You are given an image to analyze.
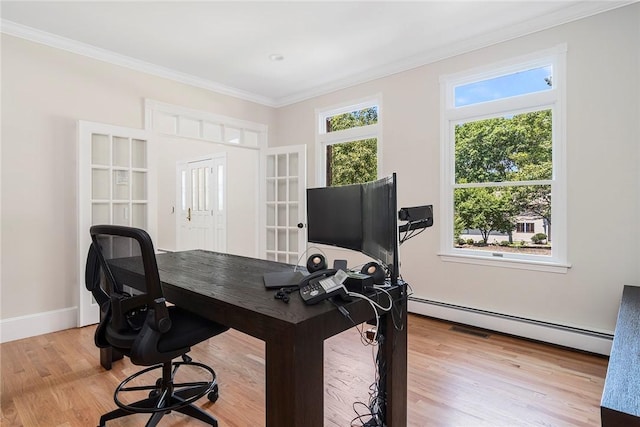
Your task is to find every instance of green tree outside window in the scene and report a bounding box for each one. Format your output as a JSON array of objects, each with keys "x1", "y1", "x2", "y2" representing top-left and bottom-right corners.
[
  {"x1": 326, "y1": 107, "x2": 378, "y2": 186},
  {"x1": 454, "y1": 109, "x2": 552, "y2": 245}
]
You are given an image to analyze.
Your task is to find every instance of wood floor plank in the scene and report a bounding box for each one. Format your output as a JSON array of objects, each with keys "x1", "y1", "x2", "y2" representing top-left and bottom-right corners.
[{"x1": 0, "y1": 314, "x2": 608, "y2": 426}]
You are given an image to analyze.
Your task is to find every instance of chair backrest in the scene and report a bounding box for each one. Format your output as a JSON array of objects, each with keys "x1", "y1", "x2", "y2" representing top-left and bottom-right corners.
[
  {"x1": 89, "y1": 225, "x2": 172, "y2": 363},
  {"x1": 85, "y1": 242, "x2": 108, "y2": 307},
  {"x1": 90, "y1": 224, "x2": 162, "y2": 299}
]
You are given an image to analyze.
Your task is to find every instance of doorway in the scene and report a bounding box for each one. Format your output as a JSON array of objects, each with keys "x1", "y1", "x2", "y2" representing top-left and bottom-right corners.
[{"x1": 176, "y1": 155, "x2": 227, "y2": 252}]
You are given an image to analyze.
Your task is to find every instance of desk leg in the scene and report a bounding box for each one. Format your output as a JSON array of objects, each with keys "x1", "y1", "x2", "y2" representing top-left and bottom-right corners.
[
  {"x1": 380, "y1": 297, "x2": 408, "y2": 426},
  {"x1": 100, "y1": 347, "x2": 123, "y2": 370},
  {"x1": 265, "y1": 329, "x2": 324, "y2": 427},
  {"x1": 97, "y1": 307, "x2": 123, "y2": 370}
]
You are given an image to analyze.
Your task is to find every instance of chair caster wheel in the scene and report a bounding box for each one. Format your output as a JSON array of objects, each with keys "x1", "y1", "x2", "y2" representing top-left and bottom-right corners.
[{"x1": 208, "y1": 384, "x2": 219, "y2": 403}]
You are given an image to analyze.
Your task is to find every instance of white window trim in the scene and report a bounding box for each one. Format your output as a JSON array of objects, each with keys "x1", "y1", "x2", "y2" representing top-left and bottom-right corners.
[
  {"x1": 315, "y1": 94, "x2": 382, "y2": 187},
  {"x1": 144, "y1": 99, "x2": 267, "y2": 150},
  {"x1": 439, "y1": 45, "x2": 569, "y2": 273}
]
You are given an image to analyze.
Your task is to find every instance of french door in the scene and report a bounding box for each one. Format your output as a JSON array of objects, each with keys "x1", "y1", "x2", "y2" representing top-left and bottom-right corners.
[
  {"x1": 262, "y1": 145, "x2": 307, "y2": 264},
  {"x1": 77, "y1": 121, "x2": 156, "y2": 327}
]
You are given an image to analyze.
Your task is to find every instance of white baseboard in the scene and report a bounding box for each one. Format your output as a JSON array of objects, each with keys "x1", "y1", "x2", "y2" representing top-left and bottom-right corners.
[
  {"x1": 0, "y1": 307, "x2": 78, "y2": 344},
  {"x1": 408, "y1": 297, "x2": 613, "y2": 356}
]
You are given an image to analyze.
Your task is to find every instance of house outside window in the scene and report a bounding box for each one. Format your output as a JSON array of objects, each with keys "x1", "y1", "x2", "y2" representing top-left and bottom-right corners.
[
  {"x1": 316, "y1": 96, "x2": 381, "y2": 186},
  {"x1": 440, "y1": 46, "x2": 568, "y2": 272}
]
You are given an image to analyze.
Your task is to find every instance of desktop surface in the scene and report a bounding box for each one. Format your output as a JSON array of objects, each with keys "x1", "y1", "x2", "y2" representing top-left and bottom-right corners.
[
  {"x1": 112, "y1": 249, "x2": 398, "y2": 339},
  {"x1": 157, "y1": 250, "x2": 368, "y2": 325}
]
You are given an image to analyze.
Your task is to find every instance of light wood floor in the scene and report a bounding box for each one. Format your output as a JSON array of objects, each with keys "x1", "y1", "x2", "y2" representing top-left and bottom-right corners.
[{"x1": 0, "y1": 314, "x2": 608, "y2": 426}]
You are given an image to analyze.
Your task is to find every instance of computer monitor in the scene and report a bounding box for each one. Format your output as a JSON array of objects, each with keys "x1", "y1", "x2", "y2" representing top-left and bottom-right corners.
[
  {"x1": 362, "y1": 173, "x2": 399, "y2": 286},
  {"x1": 306, "y1": 183, "x2": 363, "y2": 252},
  {"x1": 306, "y1": 174, "x2": 399, "y2": 286}
]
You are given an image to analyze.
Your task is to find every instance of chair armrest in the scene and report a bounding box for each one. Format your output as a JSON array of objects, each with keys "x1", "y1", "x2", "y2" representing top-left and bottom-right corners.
[{"x1": 149, "y1": 297, "x2": 171, "y2": 333}]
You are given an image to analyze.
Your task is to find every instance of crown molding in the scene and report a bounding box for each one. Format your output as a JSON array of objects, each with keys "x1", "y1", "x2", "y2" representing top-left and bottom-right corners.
[
  {"x1": 2, "y1": 1, "x2": 635, "y2": 109},
  {"x1": 0, "y1": 19, "x2": 278, "y2": 107},
  {"x1": 272, "y1": 1, "x2": 636, "y2": 107}
]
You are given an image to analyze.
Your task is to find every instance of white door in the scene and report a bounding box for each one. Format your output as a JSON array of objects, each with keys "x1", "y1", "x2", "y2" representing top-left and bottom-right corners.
[
  {"x1": 262, "y1": 145, "x2": 307, "y2": 264},
  {"x1": 176, "y1": 155, "x2": 227, "y2": 252},
  {"x1": 77, "y1": 121, "x2": 156, "y2": 327}
]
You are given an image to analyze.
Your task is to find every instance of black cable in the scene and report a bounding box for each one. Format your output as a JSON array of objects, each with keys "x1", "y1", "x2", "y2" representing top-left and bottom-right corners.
[
  {"x1": 383, "y1": 277, "x2": 410, "y2": 332},
  {"x1": 330, "y1": 299, "x2": 356, "y2": 325},
  {"x1": 399, "y1": 222, "x2": 428, "y2": 244},
  {"x1": 367, "y1": 280, "x2": 409, "y2": 426},
  {"x1": 335, "y1": 280, "x2": 409, "y2": 426}
]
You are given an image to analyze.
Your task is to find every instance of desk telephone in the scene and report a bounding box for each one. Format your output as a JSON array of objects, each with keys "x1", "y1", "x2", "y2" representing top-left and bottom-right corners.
[{"x1": 299, "y1": 269, "x2": 348, "y2": 305}]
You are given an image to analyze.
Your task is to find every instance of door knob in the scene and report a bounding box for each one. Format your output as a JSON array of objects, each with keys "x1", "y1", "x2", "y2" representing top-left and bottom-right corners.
[
  {"x1": 187, "y1": 208, "x2": 192, "y2": 221},
  {"x1": 297, "y1": 223, "x2": 304, "y2": 228}
]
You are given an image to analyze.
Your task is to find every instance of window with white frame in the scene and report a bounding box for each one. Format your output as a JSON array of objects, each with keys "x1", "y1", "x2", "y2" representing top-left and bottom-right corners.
[
  {"x1": 316, "y1": 97, "x2": 381, "y2": 186},
  {"x1": 145, "y1": 99, "x2": 265, "y2": 148},
  {"x1": 440, "y1": 45, "x2": 568, "y2": 272}
]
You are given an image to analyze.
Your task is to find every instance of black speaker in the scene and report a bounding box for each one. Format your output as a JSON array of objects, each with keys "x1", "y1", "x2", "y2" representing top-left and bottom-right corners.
[
  {"x1": 306, "y1": 254, "x2": 327, "y2": 273},
  {"x1": 361, "y1": 262, "x2": 385, "y2": 285}
]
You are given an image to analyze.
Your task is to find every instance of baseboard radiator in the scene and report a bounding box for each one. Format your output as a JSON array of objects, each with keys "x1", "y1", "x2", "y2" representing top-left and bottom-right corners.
[{"x1": 408, "y1": 296, "x2": 613, "y2": 356}]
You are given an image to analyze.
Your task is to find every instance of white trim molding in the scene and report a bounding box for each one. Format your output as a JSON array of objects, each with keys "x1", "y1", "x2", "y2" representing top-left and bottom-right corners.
[
  {"x1": 0, "y1": 307, "x2": 78, "y2": 344},
  {"x1": 439, "y1": 252, "x2": 570, "y2": 274},
  {"x1": 0, "y1": 19, "x2": 275, "y2": 107}
]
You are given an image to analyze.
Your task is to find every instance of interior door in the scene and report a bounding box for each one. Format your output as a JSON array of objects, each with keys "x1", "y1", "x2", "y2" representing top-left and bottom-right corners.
[
  {"x1": 176, "y1": 155, "x2": 227, "y2": 252},
  {"x1": 262, "y1": 145, "x2": 307, "y2": 264},
  {"x1": 78, "y1": 121, "x2": 156, "y2": 327}
]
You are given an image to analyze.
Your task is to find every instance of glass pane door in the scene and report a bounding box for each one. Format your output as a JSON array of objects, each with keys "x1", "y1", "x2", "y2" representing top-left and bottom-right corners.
[
  {"x1": 263, "y1": 146, "x2": 306, "y2": 264},
  {"x1": 78, "y1": 121, "x2": 153, "y2": 327}
]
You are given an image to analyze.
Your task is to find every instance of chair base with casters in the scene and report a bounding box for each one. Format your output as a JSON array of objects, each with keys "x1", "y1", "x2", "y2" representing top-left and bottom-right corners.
[{"x1": 99, "y1": 354, "x2": 219, "y2": 427}]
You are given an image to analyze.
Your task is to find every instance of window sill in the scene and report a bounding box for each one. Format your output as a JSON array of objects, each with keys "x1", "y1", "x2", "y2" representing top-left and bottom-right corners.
[{"x1": 438, "y1": 252, "x2": 571, "y2": 274}]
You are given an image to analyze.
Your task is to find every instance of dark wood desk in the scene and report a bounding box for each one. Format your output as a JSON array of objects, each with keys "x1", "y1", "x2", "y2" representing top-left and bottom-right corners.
[
  {"x1": 601, "y1": 285, "x2": 640, "y2": 426},
  {"x1": 113, "y1": 249, "x2": 407, "y2": 427}
]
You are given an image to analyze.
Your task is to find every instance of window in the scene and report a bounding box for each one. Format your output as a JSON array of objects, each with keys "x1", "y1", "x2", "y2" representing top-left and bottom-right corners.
[
  {"x1": 516, "y1": 223, "x2": 535, "y2": 233},
  {"x1": 145, "y1": 99, "x2": 266, "y2": 148},
  {"x1": 440, "y1": 46, "x2": 568, "y2": 272},
  {"x1": 316, "y1": 97, "x2": 381, "y2": 186}
]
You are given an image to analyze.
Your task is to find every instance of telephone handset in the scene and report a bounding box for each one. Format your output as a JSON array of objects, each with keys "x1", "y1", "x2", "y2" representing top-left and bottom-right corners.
[
  {"x1": 298, "y1": 268, "x2": 337, "y2": 289},
  {"x1": 299, "y1": 269, "x2": 348, "y2": 305}
]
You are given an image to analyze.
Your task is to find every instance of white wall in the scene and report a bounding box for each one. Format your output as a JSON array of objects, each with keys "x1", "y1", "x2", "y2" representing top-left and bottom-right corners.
[
  {"x1": 275, "y1": 4, "x2": 640, "y2": 339},
  {"x1": 1, "y1": 4, "x2": 638, "y2": 348},
  {"x1": 0, "y1": 34, "x2": 275, "y2": 326}
]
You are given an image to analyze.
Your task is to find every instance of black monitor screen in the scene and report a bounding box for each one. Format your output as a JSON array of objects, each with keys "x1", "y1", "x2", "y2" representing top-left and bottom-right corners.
[
  {"x1": 306, "y1": 174, "x2": 399, "y2": 286},
  {"x1": 306, "y1": 183, "x2": 363, "y2": 252},
  {"x1": 362, "y1": 174, "x2": 399, "y2": 285}
]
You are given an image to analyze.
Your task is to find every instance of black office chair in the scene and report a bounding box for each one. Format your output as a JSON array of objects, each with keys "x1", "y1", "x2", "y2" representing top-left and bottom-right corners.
[{"x1": 87, "y1": 225, "x2": 229, "y2": 427}]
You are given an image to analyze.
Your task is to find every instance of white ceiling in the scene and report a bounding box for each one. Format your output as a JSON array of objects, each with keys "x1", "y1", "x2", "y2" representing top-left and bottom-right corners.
[{"x1": 0, "y1": 1, "x2": 633, "y2": 107}]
